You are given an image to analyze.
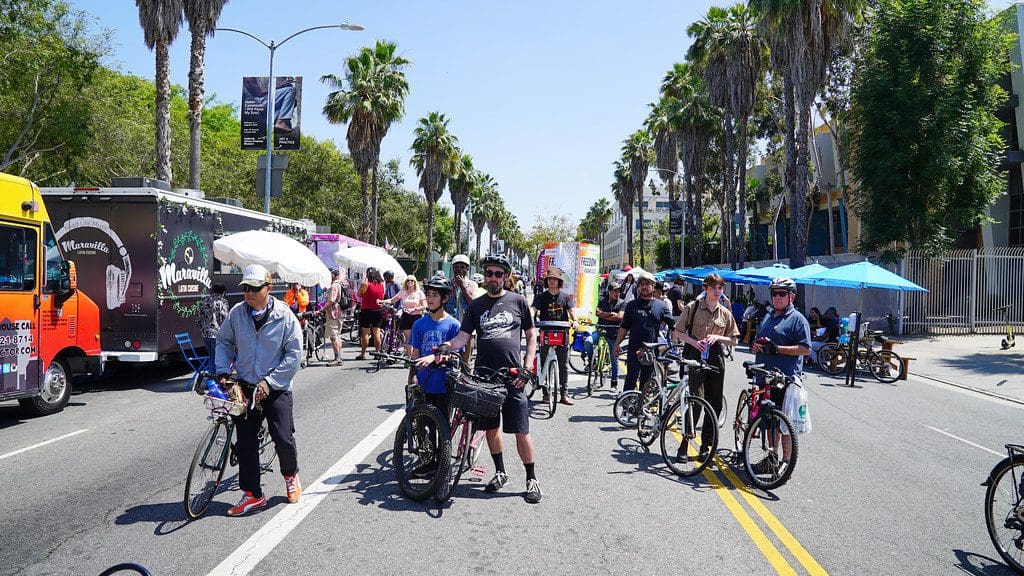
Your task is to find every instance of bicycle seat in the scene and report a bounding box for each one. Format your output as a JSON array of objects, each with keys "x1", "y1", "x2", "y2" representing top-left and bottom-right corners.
[
  {"x1": 869, "y1": 330, "x2": 885, "y2": 337},
  {"x1": 535, "y1": 320, "x2": 571, "y2": 330}
]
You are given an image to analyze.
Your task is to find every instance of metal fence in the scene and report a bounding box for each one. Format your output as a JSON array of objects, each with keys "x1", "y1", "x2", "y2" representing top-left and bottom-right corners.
[{"x1": 903, "y1": 247, "x2": 1024, "y2": 335}]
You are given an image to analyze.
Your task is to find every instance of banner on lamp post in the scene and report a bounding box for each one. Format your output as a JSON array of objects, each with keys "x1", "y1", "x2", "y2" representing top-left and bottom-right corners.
[{"x1": 241, "y1": 76, "x2": 303, "y2": 151}]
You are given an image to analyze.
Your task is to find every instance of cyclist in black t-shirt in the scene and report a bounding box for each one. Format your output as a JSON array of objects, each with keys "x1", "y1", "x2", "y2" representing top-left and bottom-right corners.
[
  {"x1": 591, "y1": 281, "x2": 625, "y2": 389},
  {"x1": 532, "y1": 266, "x2": 577, "y2": 405},
  {"x1": 440, "y1": 253, "x2": 542, "y2": 504}
]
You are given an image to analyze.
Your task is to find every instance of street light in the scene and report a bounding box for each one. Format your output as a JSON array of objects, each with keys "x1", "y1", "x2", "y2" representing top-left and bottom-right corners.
[{"x1": 216, "y1": 23, "x2": 365, "y2": 214}]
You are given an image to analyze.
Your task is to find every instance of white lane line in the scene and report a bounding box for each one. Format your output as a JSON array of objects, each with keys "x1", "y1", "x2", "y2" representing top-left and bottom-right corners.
[
  {"x1": 0, "y1": 429, "x2": 89, "y2": 462},
  {"x1": 207, "y1": 409, "x2": 405, "y2": 576},
  {"x1": 924, "y1": 425, "x2": 1002, "y2": 457}
]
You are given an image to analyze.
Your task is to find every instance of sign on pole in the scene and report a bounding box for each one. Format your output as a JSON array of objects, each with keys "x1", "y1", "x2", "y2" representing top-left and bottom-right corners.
[{"x1": 241, "y1": 76, "x2": 302, "y2": 151}]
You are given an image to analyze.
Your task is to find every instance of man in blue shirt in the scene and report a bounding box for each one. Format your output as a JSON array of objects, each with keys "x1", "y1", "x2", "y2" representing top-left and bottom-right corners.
[
  {"x1": 751, "y1": 276, "x2": 811, "y2": 473},
  {"x1": 613, "y1": 271, "x2": 674, "y2": 392}
]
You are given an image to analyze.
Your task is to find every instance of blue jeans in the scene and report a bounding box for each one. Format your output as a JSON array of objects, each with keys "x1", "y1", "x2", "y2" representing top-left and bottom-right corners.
[
  {"x1": 203, "y1": 337, "x2": 216, "y2": 373},
  {"x1": 583, "y1": 332, "x2": 619, "y2": 384},
  {"x1": 623, "y1": 347, "x2": 653, "y2": 392}
]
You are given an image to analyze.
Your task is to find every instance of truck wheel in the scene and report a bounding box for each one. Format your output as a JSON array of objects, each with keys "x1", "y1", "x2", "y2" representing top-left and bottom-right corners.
[{"x1": 19, "y1": 358, "x2": 72, "y2": 417}]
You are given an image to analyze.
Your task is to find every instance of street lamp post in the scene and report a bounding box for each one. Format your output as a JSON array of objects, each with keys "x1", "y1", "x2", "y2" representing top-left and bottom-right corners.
[{"x1": 216, "y1": 23, "x2": 364, "y2": 214}]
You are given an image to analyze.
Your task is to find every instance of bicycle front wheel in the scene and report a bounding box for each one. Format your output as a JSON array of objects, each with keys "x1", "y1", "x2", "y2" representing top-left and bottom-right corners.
[
  {"x1": 313, "y1": 324, "x2": 327, "y2": 362},
  {"x1": 660, "y1": 396, "x2": 718, "y2": 477},
  {"x1": 742, "y1": 407, "x2": 798, "y2": 490},
  {"x1": 613, "y1": 390, "x2": 642, "y2": 427},
  {"x1": 733, "y1": 389, "x2": 750, "y2": 452},
  {"x1": 818, "y1": 343, "x2": 848, "y2": 375},
  {"x1": 436, "y1": 419, "x2": 472, "y2": 503},
  {"x1": 568, "y1": 348, "x2": 588, "y2": 374},
  {"x1": 258, "y1": 421, "x2": 278, "y2": 473},
  {"x1": 545, "y1": 358, "x2": 558, "y2": 417},
  {"x1": 393, "y1": 404, "x2": 451, "y2": 501},
  {"x1": 184, "y1": 419, "x2": 232, "y2": 519},
  {"x1": 984, "y1": 456, "x2": 1024, "y2": 573},
  {"x1": 869, "y1": 350, "x2": 903, "y2": 383}
]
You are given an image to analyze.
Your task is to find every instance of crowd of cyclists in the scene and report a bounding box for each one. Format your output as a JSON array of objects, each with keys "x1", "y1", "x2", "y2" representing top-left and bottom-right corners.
[{"x1": 196, "y1": 250, "x2": 816, "y2": 515}]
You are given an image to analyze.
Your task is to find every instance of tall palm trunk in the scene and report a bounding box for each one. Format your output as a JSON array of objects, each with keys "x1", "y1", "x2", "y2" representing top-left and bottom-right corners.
[
  {"x1": 736, "y1": 116, "x2": 750, "y2": 268},
  {"x1": 371, "y1": 164, "x2": 379, "y2": 245},
  {"x1": 723, "y1": 113, "x2": 736, "y2": 266},
  {"x1": 637, "y1": 190, "x2": 645, "y2": 267},
  {"x1": 186, "y1": 28, "x2": 205, "y2": 189},
  {"x1": 625, "y1": 212, "x2": 634, "y2": 265},
  {"x1": 784, "y1": 74, "x2": 798, "y2": 265},
  {"x1": 792, "y1": 102, "x2": 812, "y2": 269},
  {"x1": 692, "y1": 176, "x2": 704, "y2": 266},
  {"x1": 425, "y1": 200, "x2": 437, "y2": 273},
  {"x1": 155, "y1": 41, "x2": 172, "y2": 183},
  {"x1": 359, "y1": 171, "x2": 372, "y2": 241}
]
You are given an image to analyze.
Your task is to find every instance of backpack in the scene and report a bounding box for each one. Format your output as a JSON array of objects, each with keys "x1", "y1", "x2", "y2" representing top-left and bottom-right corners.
[{"x1": 335, "y1": 281, "x2": 353, "y2": 311}]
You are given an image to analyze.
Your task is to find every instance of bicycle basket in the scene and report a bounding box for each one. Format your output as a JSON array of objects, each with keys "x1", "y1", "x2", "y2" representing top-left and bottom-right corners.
[
  {"x1": 203, "y1": 394, "x2": 247, "y2": 416},
  {"x1": 540, "y1": 330, "x2": 567, "y2": 347},
  {"x1": 448, "y1": 374, "x2": 507, "y2": 419}
]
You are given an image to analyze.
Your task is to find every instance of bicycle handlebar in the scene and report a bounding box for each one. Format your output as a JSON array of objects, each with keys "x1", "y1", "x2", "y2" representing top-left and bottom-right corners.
[{"x1": 742, "y1": 362, "x2": 788, "y2": 388}]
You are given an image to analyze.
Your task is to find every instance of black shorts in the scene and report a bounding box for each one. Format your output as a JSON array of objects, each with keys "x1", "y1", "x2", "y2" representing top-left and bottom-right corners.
[
  {"x1": 476, "y1": 380, "x2": 529, "y2": 435},
  {"x1": 358, "y1": 308, "x2": 383, "y2": 328},
  {"x1": 399, "y1": 312, "x2": 422, "y2": 331}
]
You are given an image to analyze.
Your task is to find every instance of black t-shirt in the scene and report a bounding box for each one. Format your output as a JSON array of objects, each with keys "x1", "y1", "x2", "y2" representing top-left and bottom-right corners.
[
  {"x1": 619, "y1": 297, "x2": 673, "y2": 349},
  {"x1": 460, "y1": 291, "x2": 534, "y2": 370},
  {"x1": 596, "y1": 296, "x2": 624, "y2": 339},
  {"x1": 666, "y1": 285, "x2": 685, "y2": 316},
  {"x1": 532, "y1": 290, "x2": 573, "y2": 322}
]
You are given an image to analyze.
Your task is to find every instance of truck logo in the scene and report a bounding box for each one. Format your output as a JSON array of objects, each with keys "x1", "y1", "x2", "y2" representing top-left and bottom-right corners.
[
  {"x1": 54, "y1": 217, "x2": 132, "y2": 310},
  {"x1": 158, "y1": 230, "x2": 210, "y2": 318}
]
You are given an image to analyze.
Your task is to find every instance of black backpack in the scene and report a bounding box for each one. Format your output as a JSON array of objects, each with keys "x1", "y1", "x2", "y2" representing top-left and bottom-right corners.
[{"x1": 335, "y1": 281, "x2": 353, "y2": 311}]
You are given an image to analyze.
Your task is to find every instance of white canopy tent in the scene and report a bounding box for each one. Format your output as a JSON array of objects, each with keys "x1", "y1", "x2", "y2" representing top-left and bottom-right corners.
[{"x1": 213, "y1": 230, "x2": 331, "y2": 287}]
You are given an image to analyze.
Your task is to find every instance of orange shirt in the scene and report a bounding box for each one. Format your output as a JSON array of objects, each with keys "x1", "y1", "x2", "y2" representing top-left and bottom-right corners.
[{"x1": 284, "y1": 287, "x2": 309, "y2": 313}]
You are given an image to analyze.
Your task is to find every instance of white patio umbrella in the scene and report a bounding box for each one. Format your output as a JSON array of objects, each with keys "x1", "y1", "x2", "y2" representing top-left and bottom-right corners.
[
  {"x1": 333, "y1": 245, "x2": 407, "y2": 280},
  {"x1": 213, "y1": 230, "x2": 331, "y2": 287}
]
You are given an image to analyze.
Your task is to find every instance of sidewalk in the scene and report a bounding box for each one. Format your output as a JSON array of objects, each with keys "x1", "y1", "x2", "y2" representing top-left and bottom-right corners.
[{"x1": 889, "y1": 334, "x2": 1024, "y2": 403}]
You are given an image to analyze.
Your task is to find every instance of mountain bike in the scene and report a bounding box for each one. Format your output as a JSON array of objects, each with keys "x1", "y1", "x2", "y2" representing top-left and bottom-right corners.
[
  {"x1": 734, "y1": 362, "x2": 799, "y2": 490},
  {"x1": 370, "y1": 308, "x2": 406, "y2": 372},
  {"x1": 527, "y1": 320, "x2": 571, "y2": 416},
  {"x1": 344, "y1": 306, "x2": 360, "y2": 344},
  {"x1": 183, "y1": 374, "x2": 276, "y2": 519},
  {"x1": 996, "y1": 304, "x2": 1017, "y2": 350},
  {"x1": 817, "y1": 329, "x2": 904, "y2": 383},
  {"x1": 983, "y1": 443, "x2": 1024, "y2": 573},
  {"x1": 298, "y1": 311, "x2": 326, "y2": 363},
  {"x1": 586, "y1": 329, "x2": 611, "y2": 396}
]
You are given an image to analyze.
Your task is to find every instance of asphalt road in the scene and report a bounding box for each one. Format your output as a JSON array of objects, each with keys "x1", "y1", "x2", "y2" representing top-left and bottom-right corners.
[{"x1": 1, "y1": 347, "x2": 1021, "y2": 576}]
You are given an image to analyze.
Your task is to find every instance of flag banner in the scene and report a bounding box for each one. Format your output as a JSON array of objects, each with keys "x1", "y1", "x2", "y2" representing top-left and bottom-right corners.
[{"x1": 241, "y1": 76, "x2": 302, "y2": 151}]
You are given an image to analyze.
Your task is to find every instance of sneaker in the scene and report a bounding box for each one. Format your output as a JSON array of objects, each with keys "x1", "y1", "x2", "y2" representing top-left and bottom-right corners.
[
  {"x1": 559, "y1": 393, "x2": 574, "y2": 406},
  {"x1": 227, "y1": 491, "x2": 266, "y2": 517},
  {"x1": 610, "y1": 381, "x2": 618, "y2": 391},
  {"x1": 485, "y1": 471, "x2": 509, "y2": 493},
  {"x1": 524, "y1": 479, "x2": 542, "y2": 503},
  {"x1": 750, "y1": 454, "x2": 780, "y2": 476},
  {"x1": 284, "y1": 474, "x2": 302, "y2": 504},
  {"x1": 675, "y1": 449, "x2": 689, "y2": 463}
]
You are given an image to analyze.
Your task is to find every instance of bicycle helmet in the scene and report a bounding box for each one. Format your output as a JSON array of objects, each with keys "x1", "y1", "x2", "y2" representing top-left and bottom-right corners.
[
  {"x1": 471, "y1": 273, "x2": 484, "y2": 284},
  {"x1": 479, "y1": 252, "x2": 512, "y2": 273},
  {"x1": 769, "y1": 276, "x2": 797, "y2": 293},
  {"x1": 423, "y1": 275, "x2": 453, "y2": 296}
]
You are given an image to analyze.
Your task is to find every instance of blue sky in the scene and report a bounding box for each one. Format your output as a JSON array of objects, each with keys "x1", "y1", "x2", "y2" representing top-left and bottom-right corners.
[{"x1": 70, "y1": 0, "x2": 1017, "y2": 233}]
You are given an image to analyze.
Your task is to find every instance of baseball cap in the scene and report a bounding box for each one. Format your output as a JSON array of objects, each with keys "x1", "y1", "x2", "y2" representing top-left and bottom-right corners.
[
  {"x1": 239, "y1": 264, "x2": 272, "y2": 287},
  {"x1": 609, "y1": 282, "x2": 622, "y2": 291}
]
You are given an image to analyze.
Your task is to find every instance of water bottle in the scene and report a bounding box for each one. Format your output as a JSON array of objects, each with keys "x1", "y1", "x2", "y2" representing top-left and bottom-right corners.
[
  {"x1": 700, "y1": 340, "x2": 710, "y2": 361},
  {"x1": 205, "y1": 376, "x2": 228, "y2": 400}
]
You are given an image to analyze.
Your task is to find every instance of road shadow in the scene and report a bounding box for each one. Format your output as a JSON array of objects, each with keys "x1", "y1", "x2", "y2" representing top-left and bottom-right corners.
[
  {"x1": 608, "y1": 437, "x2": 715, "y2": 492},
  {"x1": 568, "y1": 414, "x2": 616, "y2": 424},
  {"x1": 376, "y1": 403, "x2": 405, "y2": 413},
  {"x1": 952, "y1": 549, "x2": 1019, "y2": 575},
  {"x1": 933, "y1": 353, "x2": 1024, "y2": 381},
  {"x1": 323, "y1": 450, "x2": 445, "y2": 516}
]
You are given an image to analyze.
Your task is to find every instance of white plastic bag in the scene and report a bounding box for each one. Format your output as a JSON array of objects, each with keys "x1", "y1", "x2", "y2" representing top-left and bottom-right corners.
[{"x1": 783, "y1": 377, "x2": 811, "y2": 434}]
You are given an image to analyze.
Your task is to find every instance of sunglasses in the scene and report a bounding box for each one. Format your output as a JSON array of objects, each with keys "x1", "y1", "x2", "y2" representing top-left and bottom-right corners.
[
  {"x1": 483, "y1": 270, "x2": 506, "y2": 278},
  {"x1": 242, "y1": 284, "x2": 268, "y2": 293},
  {"x1": 771, "y1": 290, "x2": 791, "y2": 298}
]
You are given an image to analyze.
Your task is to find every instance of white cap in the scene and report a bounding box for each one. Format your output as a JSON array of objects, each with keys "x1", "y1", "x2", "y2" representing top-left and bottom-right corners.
[
  {"x1": 239, "y1": 264, "x2": 272, "y2": 287},
  {"x1": 452, "y1": 254, "x2": 470, "y2": 266}
]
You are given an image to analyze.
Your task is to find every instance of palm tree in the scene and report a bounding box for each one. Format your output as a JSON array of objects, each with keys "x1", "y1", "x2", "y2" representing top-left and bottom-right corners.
[
  {"x1": 750, "y1": 0, "x2": 864, "y2": 268},
  {"x1": 322, "y1": 40, "x2": 411, "y2": 243},
  {"x1": 410, "y1": 111, "x2": 459, "y2": 273},
  {"x1": 447, "y1": 152, "x2": 475, "y2": 254},
  {"x1": 647, "y1": 98, "x2": 680, "y2": 267},
  {"x1": 136, "y1": 0, "x2": 184, "y2": 184},
  {"x1": 183, "y1": 0, "x2": 228, "y2": 190},
  {"x1": 622, "y1": 130, "x2": 654, "y2": 267},
  {"x1": 469, "y1": 174, "x2": 497, "y2": 259},
  {"x1": 486, "y1": 200, "x2": 508, "y2": 254},
  {"x1": 612, "y1": 160, "x2": 635, "y2": 265}
]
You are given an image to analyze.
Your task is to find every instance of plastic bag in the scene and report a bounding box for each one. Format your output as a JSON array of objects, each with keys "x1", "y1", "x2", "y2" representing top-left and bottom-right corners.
[{"x1": 783, "y1": 378, "x2": 811, "y2": 434}]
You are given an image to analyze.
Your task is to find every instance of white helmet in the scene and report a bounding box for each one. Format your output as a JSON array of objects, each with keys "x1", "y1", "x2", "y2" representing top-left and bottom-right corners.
[
  {"x1": 471, "y1": 273, "x2": 484, "y2": 283},
  {"x1": 452, "y1": 254, "x2": 471, "y2": 267}
]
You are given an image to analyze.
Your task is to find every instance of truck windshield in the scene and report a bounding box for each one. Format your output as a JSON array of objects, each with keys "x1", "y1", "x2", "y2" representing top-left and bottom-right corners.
[{"x1": 0, "y1": 223, "x2": 37, "y2": 291}]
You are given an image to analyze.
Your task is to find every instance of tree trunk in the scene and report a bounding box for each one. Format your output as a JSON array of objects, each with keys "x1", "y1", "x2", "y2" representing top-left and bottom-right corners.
[
  {"x1": 723, "y1": 113, "x2": 736, "y2": 267},
  {"x1": 784, "y1": 73, "x2": 798, "y2": 266},
  {"x1": 474, "y1": 227, "x2": 482, "y2": 260},
  {"x1": 187, "y1": 27, "x2": 205, "y2": 190},
  {"x1": 668, "y1": 177, "x2": 677, "y2": 268},
  {"x1": 371, "y1": 164, "x2": 379, "y2": 246},
  {"x1": 691, "y1": 175, "x2": 704, "y2": 267},
  {"x1": 359, "y1": 171, "x2": 371, "y2": 242},
  {"x1": 425, "y1": 199, "x2": 435, "y2": 275},
  {"x1": 155, "y1": 40, "x2": 172, "y2": 184},
  {"x1": 453, "y1": 206, "x2": 463, "y2": 255},
  {"x1": 625, "y1": 212, "x2": 634, "y2": 266},
  {"x1": 736, "y1": 116, "x2": 750, "y2": 269},
  {"x1": 792, "y1": 103, "x2": 811, "y2": 270},
  {"x1": 637, "y1": 188, "x2": 645, "y2": 267}
]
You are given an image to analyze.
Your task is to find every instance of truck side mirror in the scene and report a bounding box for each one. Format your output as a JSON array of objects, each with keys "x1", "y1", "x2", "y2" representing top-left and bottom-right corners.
[{"x1": 60, "y1": 260, "x2": 74, "y2": 294}]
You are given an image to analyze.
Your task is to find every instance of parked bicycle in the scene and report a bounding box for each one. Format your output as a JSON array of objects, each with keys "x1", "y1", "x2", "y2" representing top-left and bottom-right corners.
[
  {"x1": 983, "y1": 443, "x2": 1024, "y2": 573},
  {"x1": 183, "y1": 373, "x2": 276, "y2": 519},
  {"x1": 817, "y1": 329, "x2": 904, "y2": 383},
  {"x1": 393, "y1": 354, "x2": 533, "y2": 503},
  {"x1": 567, "y1": 324, "x2": 591, "y2": 374},
  {"x1": 996, "y1": 304, "x2": 1017, "y2": 350},
  {"x1": 298, "y1": 310, "x2": 327, "y2": 363},
  {"x1": 528, "y1": 320, "x2": 571, "y2": 416},
  {"x1": 734, "y1": 362, "x2": 799, "y2": 490}
]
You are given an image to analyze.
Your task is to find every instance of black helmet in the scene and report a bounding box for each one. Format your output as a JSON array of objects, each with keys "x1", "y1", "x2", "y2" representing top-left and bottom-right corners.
[
  {"x1": 479, "y1": 253, "x2": 512, "y2": 273},
  {"x1": 423, "y1": 275, "x2": 453, "y2": 295}
]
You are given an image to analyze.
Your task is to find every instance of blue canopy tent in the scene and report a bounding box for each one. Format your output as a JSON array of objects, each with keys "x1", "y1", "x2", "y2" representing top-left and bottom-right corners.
[
  {"x1": 787, "y1": 262, "x2": 829, "y2": 281},
  {"x1": 679, "y1": 265, "x2": 724, "y2": 285},
  {"x1": 722, "y1": 266, "x2": 772, "y2": 285},
  {"x1": 800, "y1": 261, "x2": 926, "y2": 292}
]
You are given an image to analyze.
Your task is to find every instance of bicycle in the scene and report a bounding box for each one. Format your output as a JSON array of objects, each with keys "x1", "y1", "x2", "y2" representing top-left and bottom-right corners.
[
  {"x1": 528, "y1": 320, "x2": 571, "y2": 416},
  {"x1": 983, "y1": 443, "x2": 1024, "y2": 573},
  {"x1": 585, "y1": 327, "x2": 612, "y2": 396},
  {"x1": 733, "y1": 362, "x2": 800, "y2": 490},
  {"x1": 393, "y1": 354, "x2": 532, "y2": 503},
  {"x1": 371, "y1": 308, "x2": 407, "y2": 372},
  {"x1": 183, "y1": 373, "x2": 276, "y2": 519},
  {"x1": 344, "y1": 306, "x2": 361, "y2": 344},
  {"x1": 298, "y1": 310, "x2": 327, "y2": 363},
  {"x1": 996, "y1": 304, "x2": 1017, "y2": 350},
  {"x1": 99, "y1": 564, "x2": 150, "y2": 576},
  {"x1": 646, "y1": 342, "x2": 729, "y2": 429},
  {"x1": 817, "y1": 329, "x2": 904, "y2": 383},
  {"x1": 567, "y1": 325, "x2": 591, "y2": 374}
]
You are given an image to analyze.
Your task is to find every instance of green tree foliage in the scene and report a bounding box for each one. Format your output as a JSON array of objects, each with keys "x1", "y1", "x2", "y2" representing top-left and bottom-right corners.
[
  {"x1": 524, "y1": 214, "x2": 576, "y2": 260},
  {"x1": 850, "y1": 0, "x2": 1012, "y2": 260},
  {"x1": 0, "y1": 0, "x2": 107, "y2": 177}
]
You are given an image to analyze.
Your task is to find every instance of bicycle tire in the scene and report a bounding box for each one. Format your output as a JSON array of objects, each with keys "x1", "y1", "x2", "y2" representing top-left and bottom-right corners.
[
  {"x1": 660, "y1": 396, "x2": 719, "y2": 477},
  {"x1": 436, "y1": 418, "x2": 472, "y2": 503},
  {"x1": 346, "y1": 316, "x2": 360, "y2": 344},
  {"x1": 184, "y1": 419, "x2": 231, "y2": 519},
  {"x1": 984, "y1": 455, "x2": 1024, "y2": 574},
  {"x1": 393, "y1": 403, "x2": 451, "y2": 501},
  {"x1": 568, "y1": 348, "x2": 588, "y2": 374},
  {"x1": 613, "y1": 390, "x2": 642, "y2": 427},
  {"x1": 99, "y1": 563, "x2": 152, "y2": 576},
  {"x1": 818, "y1": 343, "x2": 848, "y2": 375},
  {"x1": 742, "y1": 407, "x2": 798, "y2": 490},
  {"x1": 733, "y1": 389, "x2": 750, "y2": 452},
  {"x1": 717, "y1": 393, "x2": 728, "y2": 429},
  {"x1": 545, "y1": 358, "x2": 558, "y2": 417},
  {"x1": 637, "y1": 378, "x2": 663, "y2": 447},
  {"x1": 868, "y1": 349, "x2": 902, "y2": 383},
  {"x1": 313, "y1": 324, "x2": 327, "y2": 362},
  {"x1": 258, "y1": 421, "x2": 277, "y2": 473}
]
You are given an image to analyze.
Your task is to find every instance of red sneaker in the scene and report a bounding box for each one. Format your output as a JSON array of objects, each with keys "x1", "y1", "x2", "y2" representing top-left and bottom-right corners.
[
  {"x1": 285, "y1": 474, "x2": 302, "y2": 503},
  {"x1": 227, "y1": 491, "x2": 266, "y2": 517}
]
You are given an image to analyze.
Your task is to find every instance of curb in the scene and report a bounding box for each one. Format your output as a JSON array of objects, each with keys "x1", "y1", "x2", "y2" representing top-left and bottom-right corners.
[{"x1": 909, "y1": 371, "x2": 1024, "y2": 406}]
